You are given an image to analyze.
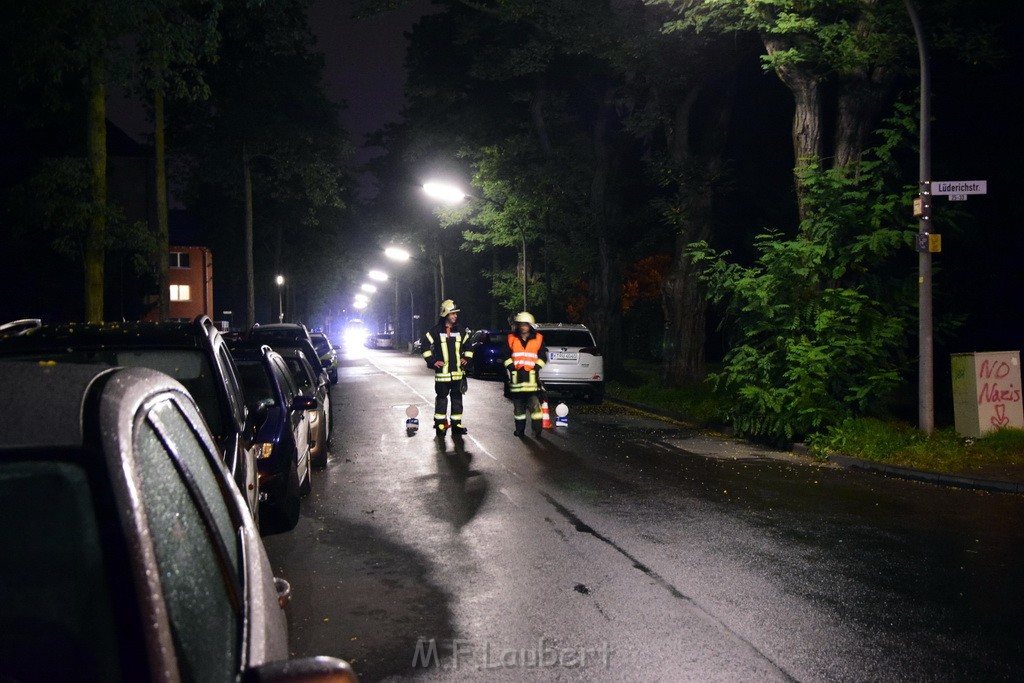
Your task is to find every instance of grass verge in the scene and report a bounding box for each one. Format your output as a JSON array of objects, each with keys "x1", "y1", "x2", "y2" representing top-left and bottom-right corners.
[{"x1": 608, "y1": 360, "x2": 1024, "y2": 479}]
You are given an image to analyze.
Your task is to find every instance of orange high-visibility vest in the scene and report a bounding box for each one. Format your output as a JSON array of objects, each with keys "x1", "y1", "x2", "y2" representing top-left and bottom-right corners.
[{"x1": 507, "y1": 334, "x2": 543, "y2": 371}]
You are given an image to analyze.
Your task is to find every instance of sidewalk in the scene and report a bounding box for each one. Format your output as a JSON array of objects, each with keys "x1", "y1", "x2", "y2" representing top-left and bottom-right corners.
[{"x1": 606, "y1": 397, "x2": 1024, "y2": 495}]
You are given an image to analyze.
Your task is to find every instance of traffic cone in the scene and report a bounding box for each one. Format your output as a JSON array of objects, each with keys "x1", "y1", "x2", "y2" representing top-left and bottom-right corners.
[{"x1": 541, "y1": 401, "x2": 553, "y2": 429}]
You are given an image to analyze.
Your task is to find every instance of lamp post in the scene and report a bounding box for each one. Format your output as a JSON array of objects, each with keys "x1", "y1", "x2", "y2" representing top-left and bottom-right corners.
[
  {"x1": 423, "y1": 181, "x2": 526, "y2": 309},
  {"x1": 906, "y1": 0, "x2": 933, "y2": 435},
  {"x1": 385, "y1": 246, "x2": 429, "y2": 336},
  {"x1": 275, "y1": 275, "x2": 285, "y2": 323}
]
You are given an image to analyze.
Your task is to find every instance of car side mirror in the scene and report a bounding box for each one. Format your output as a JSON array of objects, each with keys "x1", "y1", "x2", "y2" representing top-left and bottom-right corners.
[
  {"x1": 290, "y1": 395, "x2": 317, "y2": 412},
  {"x1": 243, "y1": 655, "x2": 358, "y2": 683},
  {"x1": 245, "y1": 402, "x2": 270, "y2": 440}
]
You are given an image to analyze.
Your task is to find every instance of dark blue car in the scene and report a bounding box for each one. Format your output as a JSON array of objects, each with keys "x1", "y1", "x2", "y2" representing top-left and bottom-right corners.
[
  {"x1": 229, "y1": 343, "x2": 316, "y2": 534},
  {"x1": 466, "y1": 329, "x2": 508, "y2": 378}
]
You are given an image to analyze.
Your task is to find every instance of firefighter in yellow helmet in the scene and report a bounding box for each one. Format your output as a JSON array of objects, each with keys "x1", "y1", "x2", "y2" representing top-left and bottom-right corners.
[
  {"x1": 419, "y1": 299, "x2": 473, "y2": 436},
  {"x1": 503, "y1": 311, "x2": 549, "y2": 437}
]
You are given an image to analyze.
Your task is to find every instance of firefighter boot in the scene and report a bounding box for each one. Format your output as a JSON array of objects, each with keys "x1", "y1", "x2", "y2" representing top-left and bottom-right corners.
[
  {"x1": 531, "y1": 419, "x2": 543, "y2": 437},
  {"x1": 452, "y1": 422, "x2": 468, "y2": 436},
  {"x1": 513, "y1": 419, "x2": 526, "y2": 437},
  {"x1": 434, "y1": 419, "x2": 447, "y2": 437}
]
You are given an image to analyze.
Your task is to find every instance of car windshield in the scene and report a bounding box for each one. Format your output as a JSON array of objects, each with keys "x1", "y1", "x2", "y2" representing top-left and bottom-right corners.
[
  {"x1": 0, "y1": 458, "x2": 121, "y2": 681},
  {"x1": 1, "y1": 348, "x2": 224, "y2": 436},
  {"x1": 539, "y1": 330, "x2": 594, "y2": 348},
  {"x1": 234, "y1": 360, "x2": 277, "y2": 411},
  {"x1": 249, "y1": 328, "x2": 306, "y2": 342},
  {"x1": 312, "y1": 337, "x2": 332, "y2": 355}
]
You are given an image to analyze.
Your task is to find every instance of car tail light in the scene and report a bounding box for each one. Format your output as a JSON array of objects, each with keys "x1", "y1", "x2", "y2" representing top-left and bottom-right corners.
[
  {"x1": 579, "y1": 347, "x2": 601, "y2": 356},
  {"x1": 257, "y1": 442, "x2": 274, "y2": 459}
]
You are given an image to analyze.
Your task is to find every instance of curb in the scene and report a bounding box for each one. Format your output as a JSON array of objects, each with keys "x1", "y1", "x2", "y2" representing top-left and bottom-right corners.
[
  {"x1": 607, "y1": 396, "x2": 1024, "y2": 495},
  {"x1": 827, "y1": 455, "x2": 1024, "y2": 494}
]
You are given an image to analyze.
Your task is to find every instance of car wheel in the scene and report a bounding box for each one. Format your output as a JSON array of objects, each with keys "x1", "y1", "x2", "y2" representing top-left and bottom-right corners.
[
  {"x1": 329, "y1": 368, "x2": 338, "y2": 384},
  {"x1": 587, "y1": 383, "x2": 605, "y2": 405}
]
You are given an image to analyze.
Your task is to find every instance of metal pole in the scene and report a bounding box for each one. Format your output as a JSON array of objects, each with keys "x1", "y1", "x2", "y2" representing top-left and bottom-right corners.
[
  {"x1": 409, "y1": 288, "x2": 415, "y2": 344},
  {"x1": 519, "y1": 226, "x2": 528, "y2": 311},
  {"x1": 394, "y1": 273, "x2": 400, "y2": 337},
  {"x1": 438, "y1": 253, "x2": 446, "y2": 301},
  {"x1": 906, "y1": 0, "x2": 933, "y2": 434},
  {"x1": 277, "y1": 285, "x2": 284, "y2": 323}
]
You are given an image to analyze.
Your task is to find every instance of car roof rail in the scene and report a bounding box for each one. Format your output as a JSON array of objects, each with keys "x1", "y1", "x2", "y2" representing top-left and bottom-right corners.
[
  {"x1": 194, "y1": 314, "x2": 217, "y2": 335},
  {"x1": 0, "y1": 318, "x2": 43, "y2": 336}
]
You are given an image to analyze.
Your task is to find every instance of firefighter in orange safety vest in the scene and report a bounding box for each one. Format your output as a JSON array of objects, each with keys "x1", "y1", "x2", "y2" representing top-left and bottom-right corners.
[
  {"x1": 420, "y1": 299, "x2": 473, "y2": 436},
  {"x1": 503, "y1": 311, "x2": 549, "y2": 437}
]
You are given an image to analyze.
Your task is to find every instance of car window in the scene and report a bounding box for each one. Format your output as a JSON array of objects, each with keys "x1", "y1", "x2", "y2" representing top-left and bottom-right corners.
[
  {"x1": 113, "y1": 349, "x2": 224, "y2": 437},
  {"x1": 0, "y1": 459, "x2": 121, "y2": 682},
  {"x1": 271, "y1": 356, "x2": 298, "y2": 404},
  {"x1": 312, "y1": 338, "x2": 331, "y2": 355},
  {"x1": 283, "y1": 356, "x2": 314, "y2": 391},
  {"x1": 136, "y1": 405, "x2": 241, "y2": 683},
  {"x1": 235, "y1": 360, "x2": 277, "y2": 411},
  {"x1": 216, "y1": 345, "x2": 245, "y2": 426},
  {"x1": 538, "y1": 330, "x2": 594, "y2": 348}
]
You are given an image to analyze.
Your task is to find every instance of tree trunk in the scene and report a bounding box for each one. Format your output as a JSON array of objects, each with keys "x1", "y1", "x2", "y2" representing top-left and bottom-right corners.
[
  {"x1": 834, "y1": 65, "x2": 893, "y2": 171},
  {"x1": 660, "y1": 79, "x2": 734, "y2": 385},
  {"x1": 762, "y1": 33, "x2": 822, "y2": 220},
  {"x1": 85, "y1": 55, "x2": 107, "y2": 322},
  {"x1": 154, "y1": 91, "x2": 170, "y2": 321},
  {"x1": 586, "y1": 87, "x2": 624, "y2": 377},
  {"x1": 243, "y1": 146, "x2": 255, "y2": 329}
]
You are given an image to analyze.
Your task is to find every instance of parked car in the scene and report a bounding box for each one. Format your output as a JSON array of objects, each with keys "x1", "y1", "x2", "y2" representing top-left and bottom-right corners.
[
  {"x1": 535, "y1": 323, "x2": 605, "y2": 404},
  {"x1": 0, "y1": 316, "x2": 262, "y2": 526},
  {"x1": 466, "y1": 329, "x2": 509, "y2": 378},
  {"x1": 230, "y1": 343, "x2": 316, "y2": 533},
  {"x1": 365, "y1": 332, "x2": 395, "y2": 349},
  {"x1": 248, "y1": 322, "x2": 314, "y2": 346},
  {"x1": 0, "y1": 361, "x2": 357, "y2": 682},
  {"x1": 311, "y1": 331, "x2": 339, "y2": 384},
  {"x1": 278, "y1": 347, "x2": 332, "y2": 468}
]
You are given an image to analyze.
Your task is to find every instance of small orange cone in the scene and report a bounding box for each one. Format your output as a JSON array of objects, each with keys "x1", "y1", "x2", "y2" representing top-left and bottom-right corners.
[{"x1": 541, "y1": 401, "x2": 553, "y2": 429}]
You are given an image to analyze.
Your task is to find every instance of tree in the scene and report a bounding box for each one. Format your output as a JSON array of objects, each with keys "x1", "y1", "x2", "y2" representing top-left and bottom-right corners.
[
  {"x1": 173, "y1": 0, "x2": 349, "y2": 328},
  {"x1": 690, "y1": 113, "x2": 919, "y2": 443},
  {"x1": 131, "y1": 0, "x2": 223, "y2": 320}
]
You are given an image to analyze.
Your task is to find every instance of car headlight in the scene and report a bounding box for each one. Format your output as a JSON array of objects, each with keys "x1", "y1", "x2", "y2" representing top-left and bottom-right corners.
[{"x1": 256, "y1": 442, "x2": 274, "y2": 459}]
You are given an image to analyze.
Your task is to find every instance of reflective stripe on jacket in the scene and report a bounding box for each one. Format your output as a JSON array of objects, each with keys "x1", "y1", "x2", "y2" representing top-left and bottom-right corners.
[
  {"x1": 421, "y1": 323, "x2": 473, "y2": 381},
  {"x1": 504, "y1": 332, "x2": 546, "y2": 393}
]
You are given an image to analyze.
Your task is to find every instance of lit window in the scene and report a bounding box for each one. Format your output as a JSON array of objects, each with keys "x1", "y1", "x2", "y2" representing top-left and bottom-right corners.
[
  {"x1": 170, "y1": 252, "x2": 191, "y2": 269},
  {"x1": 170, "y1": 285, "x2": 191, "y2": 302}
]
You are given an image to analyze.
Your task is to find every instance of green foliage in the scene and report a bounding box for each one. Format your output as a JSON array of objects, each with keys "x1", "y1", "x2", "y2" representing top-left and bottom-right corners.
[
  {"x1": 690, "y1": 113, "x2": 918, "y2": 444},
  {"x1": 5, "y1": 157, "x2": 157, "y2": 273},
  {"x1": 809, "y1": 419, "x2": 1024, "y2": 475}
]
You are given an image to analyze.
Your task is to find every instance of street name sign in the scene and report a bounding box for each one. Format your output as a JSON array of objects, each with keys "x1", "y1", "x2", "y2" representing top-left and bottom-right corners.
[{"x1": 932, "y1": 180, "x2": 987, "y2": 198}]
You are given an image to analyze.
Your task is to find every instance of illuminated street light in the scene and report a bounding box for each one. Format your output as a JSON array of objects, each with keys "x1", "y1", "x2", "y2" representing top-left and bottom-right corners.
[
  {"x1": 360, "y1": 283, "x2": 377, "y2": 293},
  {"x1": 422, "y1": 181, "x2": 466, "y2": 204},
  {"x1": 353, "y1": 300, "x2": 368, "y2": 310},
  {"x1": 384, "y1": 246, "x2": 411, "y2": 262},
  {"x1": 354, "y1": 293, "x2": 369, "y2": 303},
  {"x1": 424, "y1": 179, "x2": 527, "y2": 309},
  {"x1": 368, "y1": 270, "x2": 389, "y2": 282},
  {"x1": 275, "y1": 275, "x2": 285, "y2": 323}
]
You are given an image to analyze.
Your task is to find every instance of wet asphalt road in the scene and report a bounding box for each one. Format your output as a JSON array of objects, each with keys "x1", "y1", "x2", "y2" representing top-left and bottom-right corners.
[{"x1": 262, "y1": 344, "x2": 1024, "y2": 682}]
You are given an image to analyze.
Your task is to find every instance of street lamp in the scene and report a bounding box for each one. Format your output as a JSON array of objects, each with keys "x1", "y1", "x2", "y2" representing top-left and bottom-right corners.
[
  {"x1": 385, "y1": 246, "x2": 418, "y2": 343},
  {"x1": 275, "y1": 275, "x2": 285, "y2": 323},
  {"x1": 423, "y1": 180, "x2": 527, "y2": 310},
  {"x1": 360, "y1": 283, "x2": 377, "y2": 293},
  {"x1": 368, "y1": 269, "x2": 389, "y2": 282}
]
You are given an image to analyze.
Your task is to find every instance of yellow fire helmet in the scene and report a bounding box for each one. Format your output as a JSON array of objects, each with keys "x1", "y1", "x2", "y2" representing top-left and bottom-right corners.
[
  {"x1": 512, "y1": 311, "x2": 535, "y2": 325},
  {"x1": 439, "y1": 299, "x2": 460, "y2": 316}
]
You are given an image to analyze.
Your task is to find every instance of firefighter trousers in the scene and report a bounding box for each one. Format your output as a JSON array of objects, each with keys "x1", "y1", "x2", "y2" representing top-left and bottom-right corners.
[{"x1": 434, "y1": 380, "x2": 464, "y2": 429}]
